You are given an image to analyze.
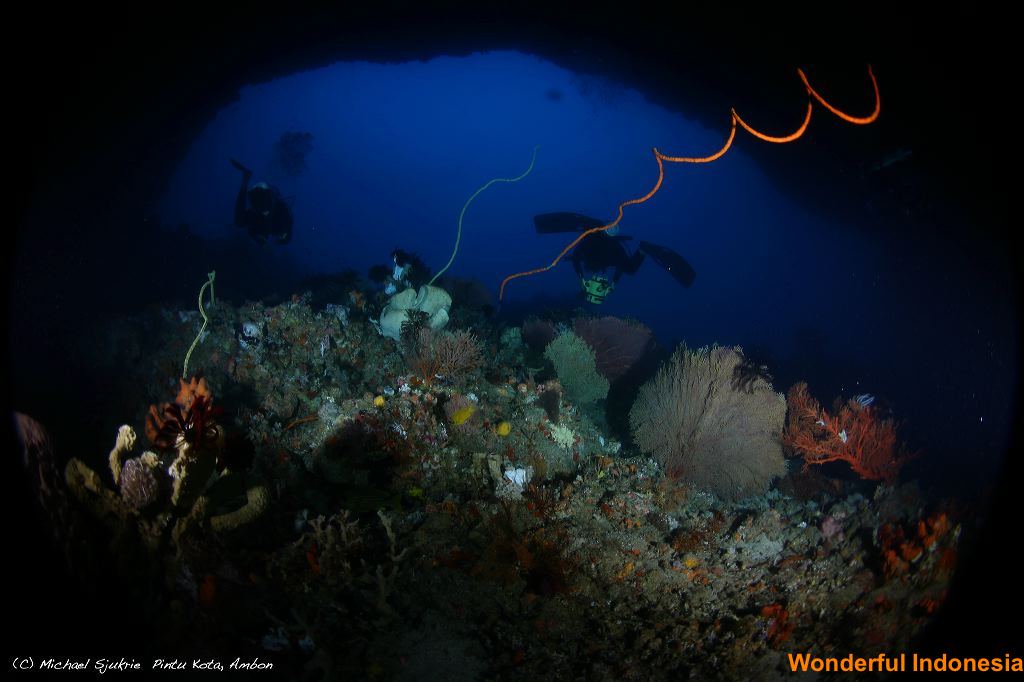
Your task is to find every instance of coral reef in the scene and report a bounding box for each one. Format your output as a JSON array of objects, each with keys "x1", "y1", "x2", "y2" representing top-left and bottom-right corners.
[
  {"x1": 630, "y1": 344, "x2": 786, "y2": 501},
  {"x1": 404, "y1": 327, "x2": 483, "y2": 386},
  {"x1": 38, "y1": 286, "x2": 959, "y2": 680}
]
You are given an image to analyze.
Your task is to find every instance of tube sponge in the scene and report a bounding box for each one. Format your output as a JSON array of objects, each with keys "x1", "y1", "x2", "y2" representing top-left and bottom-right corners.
[
  {"x1": 210, "y1": 484, "x2": 269, "y2": 533},
  {"x1": 108, "y1": 425, "x2": 137, "y2": 486}
]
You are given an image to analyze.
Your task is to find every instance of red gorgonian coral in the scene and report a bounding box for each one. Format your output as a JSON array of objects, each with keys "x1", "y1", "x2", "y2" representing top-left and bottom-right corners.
[
  {"x1": 783, "y1": 382, "x2": 917, "y2": 482},
  {"x1": 572, "y1": 316, "x2": 653, "y2": 382},
  {"x1": 405, "y1": 328, "x2": 483, "y2": 385}
]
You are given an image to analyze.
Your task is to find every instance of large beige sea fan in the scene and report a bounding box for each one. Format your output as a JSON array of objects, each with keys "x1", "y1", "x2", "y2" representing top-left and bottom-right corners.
[{"x1": 629, "y1": 345, "x2": 786, "y2": 501}]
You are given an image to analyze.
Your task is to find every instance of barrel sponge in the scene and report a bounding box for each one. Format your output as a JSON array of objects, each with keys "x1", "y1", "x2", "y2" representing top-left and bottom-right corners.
[{"x1": 379, "y1": 285, "x2": 452, "y2": 340}]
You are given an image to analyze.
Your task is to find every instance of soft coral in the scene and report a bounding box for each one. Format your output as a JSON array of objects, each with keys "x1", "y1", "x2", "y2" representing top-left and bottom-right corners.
[
  {"x1": 783, "y1": 382, "x2": 917, "y2": 481},
  {"x1": 145, "y1": 377, "x2": 222, "y2": 450}
]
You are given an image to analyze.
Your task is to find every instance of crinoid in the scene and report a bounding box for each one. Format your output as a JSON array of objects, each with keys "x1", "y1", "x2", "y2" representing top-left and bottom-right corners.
[
  {"x1": 731, "y1": 353, "x2": 774, "y2": 393},
  {"x1": 146, "y1": 378, "x2": 223, "y2": 451},
  {"x1": 399, "y1": 309, "x2": 431, "y2": 354},
  {"x1": 151, "y1": 395, "x2": 222, "y2": 451}
]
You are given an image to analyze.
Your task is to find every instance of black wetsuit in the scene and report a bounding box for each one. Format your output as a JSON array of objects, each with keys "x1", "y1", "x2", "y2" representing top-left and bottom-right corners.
[
  {"x1": 570, "y1": 231, "x2": 645, "y2": 282},
  {"x1": 234, "y1": 173, "x2": 293, "y2": 245}
]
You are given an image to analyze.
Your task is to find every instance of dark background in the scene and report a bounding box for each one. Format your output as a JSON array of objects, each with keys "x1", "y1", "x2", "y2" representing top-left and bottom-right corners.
[{"x1": 4, "y1": 1, "x2": 1020, "y2": 666}]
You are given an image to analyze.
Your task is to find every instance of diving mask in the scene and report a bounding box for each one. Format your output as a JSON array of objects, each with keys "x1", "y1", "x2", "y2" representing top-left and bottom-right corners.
[{"x1": 582, "y1": 276, "x2": 614, "y2": 304}]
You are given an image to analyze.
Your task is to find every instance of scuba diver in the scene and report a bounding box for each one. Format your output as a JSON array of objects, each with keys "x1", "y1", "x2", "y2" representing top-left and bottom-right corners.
[
  {"x1": 383, "y1": 248, "x2": 415, "y2": 295},
  {"x1": 534, "y1": 212, "x2": 697, "y2": 304},
  {"x1": 230, "y1": 158, "x2": 294, "y2": 245},
  {"x1": 368, "y1": 248, "x2": 432, "y2": 295}
]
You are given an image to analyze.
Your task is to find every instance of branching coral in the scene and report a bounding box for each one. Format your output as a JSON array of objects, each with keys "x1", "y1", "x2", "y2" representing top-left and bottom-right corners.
[
  {"x1": 572, "y1": 316, "x2": 653, "y2": 382},
  {"x1": 630, "y1": 344, "x2": 786, "y2": 501},
  {"x1": 404, "y1": 328, "x2": 483, "y2": 386},
  {"x1": 783, "y1": 382, "x2": 917, "y2": 482},
  {"x1": 731, "y1": 352, "x2": 774, "y2": 394}
]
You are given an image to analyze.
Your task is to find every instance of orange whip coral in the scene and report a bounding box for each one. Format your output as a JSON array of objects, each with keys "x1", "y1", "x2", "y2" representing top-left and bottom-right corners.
[{"x1": 499, "y1": 66, "x2": 880, "y2": 300}]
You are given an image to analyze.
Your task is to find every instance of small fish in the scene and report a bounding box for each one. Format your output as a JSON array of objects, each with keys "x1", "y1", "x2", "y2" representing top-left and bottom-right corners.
[
  {"x1": 852, "y1": 393, "x2": 875, "y2": 408},
  {"x1": 868, "y1": 147, "x2": 913, "y2": 173}
]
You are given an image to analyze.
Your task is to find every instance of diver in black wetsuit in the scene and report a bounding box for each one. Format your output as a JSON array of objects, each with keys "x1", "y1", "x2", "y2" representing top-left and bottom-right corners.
[
  {"x1": 230, "y1": 159, "x2": 294, "y2": 245},
  {"x1": 534, "y1": 212, "x2": 696, "y2": 304},
  {"x1": 570, "y1": 227, "x2": 646, "y2": 304}
]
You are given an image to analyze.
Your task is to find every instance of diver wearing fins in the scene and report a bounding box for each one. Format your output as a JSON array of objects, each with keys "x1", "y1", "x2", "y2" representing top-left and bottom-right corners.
[
  {"x1": 533, "y1": 212, "x2": 697, "y2": 304},
  {"x1": 230, "y1": 158, "x2": 294, "y2": 245}
]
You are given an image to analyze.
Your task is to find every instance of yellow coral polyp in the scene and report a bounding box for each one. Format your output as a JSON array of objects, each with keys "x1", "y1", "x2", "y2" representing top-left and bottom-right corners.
[
  {"x1": 496, "y1": 421, "x2": 512, "y2": 437},
  {"x1": 451, "y1": 405, "x2": 475, "y2": 426},
  {"x1": 373, "y1": 395, "x2": 386, "y2": 408}
]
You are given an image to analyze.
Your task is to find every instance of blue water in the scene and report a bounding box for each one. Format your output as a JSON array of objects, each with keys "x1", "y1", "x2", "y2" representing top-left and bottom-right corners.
[{"x1": 160, "y1": 51, "x2": 1018, "y2": 490}]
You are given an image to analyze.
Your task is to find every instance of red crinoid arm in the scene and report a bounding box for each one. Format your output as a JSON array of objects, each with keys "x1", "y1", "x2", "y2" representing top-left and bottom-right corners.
[{"x1": 154, "y1": 403, "x2": 186, "y2": 449}]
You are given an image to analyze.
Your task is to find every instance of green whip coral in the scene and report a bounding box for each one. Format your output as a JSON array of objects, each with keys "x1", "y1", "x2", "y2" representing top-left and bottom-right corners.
[
  {"x1": 182, "y1": 271, "x2": 216, "y2": 379},
  {"x1": 428, "y1": 146, "x2": 538, "y2": 286}
]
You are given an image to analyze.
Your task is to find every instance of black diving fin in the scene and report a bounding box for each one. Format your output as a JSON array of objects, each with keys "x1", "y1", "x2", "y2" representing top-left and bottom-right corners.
[
  {"x1": 638, "y1": 240, "x2": 696, "y2": 288},
  {"x1": 534, "y1": 212, "x2": 608, "y2": 234}
]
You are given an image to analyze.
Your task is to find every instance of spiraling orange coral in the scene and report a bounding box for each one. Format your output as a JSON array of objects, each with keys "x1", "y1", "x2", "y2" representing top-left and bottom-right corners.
[{"x1": 499, "y1": 66, "x2": 880, "y2": 300}]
